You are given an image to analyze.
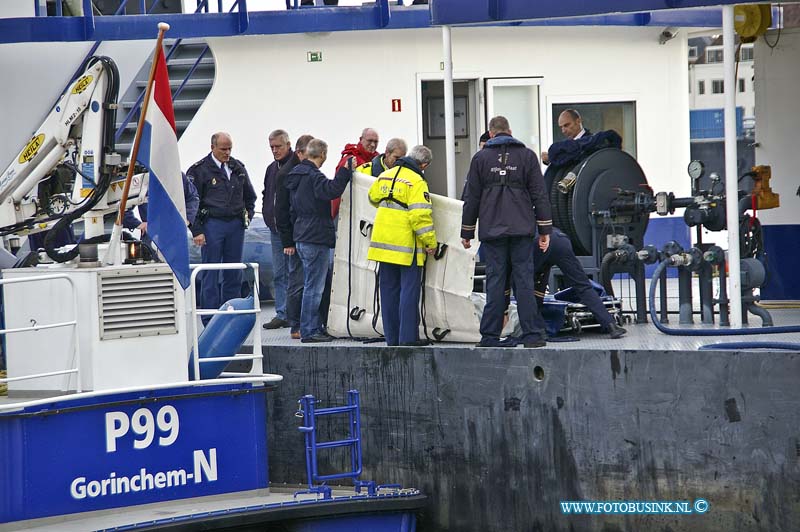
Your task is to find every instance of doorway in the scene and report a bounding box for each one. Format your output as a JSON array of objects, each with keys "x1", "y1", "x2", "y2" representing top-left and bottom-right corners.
[{"x1": 420, "y1": 79, "x2": 478, "y2": 197}]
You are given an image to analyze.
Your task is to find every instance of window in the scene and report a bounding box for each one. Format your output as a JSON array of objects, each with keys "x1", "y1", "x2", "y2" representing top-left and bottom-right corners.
[
  {"x1": 552, "y1": 101, "x2": 637, "y2": 157},
  {"x1": 738, "y1": 78, "x2": 746, "y2": 93},
  {"x1": 712, "y1": 80, "x2": 724, "y2": 94},
  {"x1": 707, "y1": 48, "x2": 724, "y2": 63},
  {"x1": 689, "y1": 46, "x2": 698, "y2": 59},
  {"x1": 698, "y1": 80, "x2": 705, "y2": 95},
  {"x1": 740, "y1": 46, "x2": 754, "y2": 61}
]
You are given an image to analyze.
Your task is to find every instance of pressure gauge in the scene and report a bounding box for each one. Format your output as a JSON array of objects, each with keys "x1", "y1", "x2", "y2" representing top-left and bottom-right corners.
[{"x1": 687, "y1": 160, "x2": 705, "y2": 180}]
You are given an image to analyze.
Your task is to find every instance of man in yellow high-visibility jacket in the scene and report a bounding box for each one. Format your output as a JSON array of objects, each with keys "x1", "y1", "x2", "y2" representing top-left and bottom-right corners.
[
  {"x1": 356, "y1": 138, "x2": 408, "y2": 178},
  {"x1": 367, "y1": 145, "x2": 437, "y2": 346}
]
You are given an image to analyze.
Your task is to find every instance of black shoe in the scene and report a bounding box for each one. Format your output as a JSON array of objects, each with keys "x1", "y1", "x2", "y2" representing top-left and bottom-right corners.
[
  {"x1": 607, "y1": 322, "x2": 627, "y2": 339},
  {"x1": 476, "y1": 338, "x2": 500, "y2": 347},
  {"x1": 476, "y1": 337, "x2": 516, "y2": 348},
  {"x1": 523, "y1": 339, "x2": 547, "y2": 348},
  {"x1": 400, "y1": 339, "x2": 433, "y2": 347},
  {"x1": 301, "y1": 333, "x2": 334, "y2": 343},
  {"x1": 498, "y1": 336, "x2": 520, "y2": 347},
  {"x1": 263, "y1": 316, "x2": 290, "y2": 329}
]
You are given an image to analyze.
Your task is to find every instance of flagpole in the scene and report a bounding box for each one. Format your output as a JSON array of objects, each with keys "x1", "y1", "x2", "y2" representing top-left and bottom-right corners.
[{"x1": 105, "y1": 22, "x2": 170, "y2": 265}]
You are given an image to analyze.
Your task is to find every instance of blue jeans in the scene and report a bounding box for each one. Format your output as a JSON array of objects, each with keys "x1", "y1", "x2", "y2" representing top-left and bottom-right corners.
[
  {"x1": 270, "y1": 233, "x2": 288, "y2": 320},
  {"x1": 481, "y1": 236, "x2": 544, "y2": 344},
  {"x1": 285, "y1": 251, "x2": 304, "y2": 330},
  {"x1": 379, "y1": 262, "x2": 422, "y2": 346},
  {"x1": 200, "y1": 218, "x2": 245, "y2": 325},
  {"x1": 296, "y1": 242, "x2": 330, "y2": 338}
]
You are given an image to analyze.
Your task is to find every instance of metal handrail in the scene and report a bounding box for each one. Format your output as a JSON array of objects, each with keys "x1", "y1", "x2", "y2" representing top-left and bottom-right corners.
[
  {"x1": 115, "y1": 0, "x2": 214, "y2": 143},
  {"x1": 297, "y1": 390, "x2": 364, "y2": 493},
  {"x1": 188, "y1": 262, "x2": 263, "y2": 382},
  {"x1": 0, "y1": 274, "x2": 82, "y2": 393}
]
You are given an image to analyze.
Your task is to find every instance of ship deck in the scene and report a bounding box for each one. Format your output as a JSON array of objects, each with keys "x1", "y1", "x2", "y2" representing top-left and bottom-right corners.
[
  {"x1": 1, "y1": 486, "x2": 424, "y2": 532},
  {"x1": 258, "y1": 306, "x2": 800, "y2": 352}
]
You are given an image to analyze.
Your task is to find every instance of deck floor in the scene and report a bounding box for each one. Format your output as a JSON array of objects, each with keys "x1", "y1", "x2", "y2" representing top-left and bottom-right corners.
[
  {"x1": 1, "y1": 486, "x2": 417, "y2": 532},
  {"x1": 257, "y1": 275, "x2": 800, "y2": 353},
  {"x1": 258, "y1": 307, "x2": 800, "y2": 352}
]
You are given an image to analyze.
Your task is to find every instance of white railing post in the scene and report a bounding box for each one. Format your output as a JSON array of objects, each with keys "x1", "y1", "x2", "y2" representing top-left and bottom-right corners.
[
  {"x1": 0, "y1": 274, "x2": 81, "y2": 391},
  {"x1": 188, "y1": 262, "x2": 264, "y2": 381}
]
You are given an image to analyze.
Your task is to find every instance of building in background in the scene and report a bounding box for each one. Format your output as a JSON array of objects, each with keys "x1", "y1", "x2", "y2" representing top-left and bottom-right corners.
[{"x1": 687, "y1": 34, "x2": 755, "y2": 179}]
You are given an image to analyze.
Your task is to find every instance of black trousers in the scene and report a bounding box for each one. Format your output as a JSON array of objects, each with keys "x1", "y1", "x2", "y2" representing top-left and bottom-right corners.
[
  {"x1": 535, "y1": 230, "x2": 614, "y2": 328},
  {"x1": 481, "y1": 236, "x2": 544, "y2": 343}
]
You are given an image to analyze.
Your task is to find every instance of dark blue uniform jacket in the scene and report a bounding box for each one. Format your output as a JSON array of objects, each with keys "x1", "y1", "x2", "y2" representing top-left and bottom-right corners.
[
  {"x1": 286, "y1": 160, "x2": 351, "y2": 248},
  {"x1": 123, "y1": 173, "x2": 199, "y2": 230},
  {"x1": 187, "y1": 154, "x2": 256, "y2": 237},
  {"x1": 545, "y1": 130, "x2": 621, "y2": 171},
  {"x1": 461, "y1": 133, "x2": 552, "y2": 241}
]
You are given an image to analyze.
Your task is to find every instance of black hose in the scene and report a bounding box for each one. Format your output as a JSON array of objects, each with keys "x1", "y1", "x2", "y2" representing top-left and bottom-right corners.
[
  {"x1": 44, "y1": 56, "x2": 120, "y2": 263},
  {"x1": 699, "y1": 342, "x2": 800, "y2": 351},
  {"x1": 649, "y1": 259, "x2": 800, "y2": 335},
  {"x1": 599, "y1": 251, "x2": 616, "y2": 297}
]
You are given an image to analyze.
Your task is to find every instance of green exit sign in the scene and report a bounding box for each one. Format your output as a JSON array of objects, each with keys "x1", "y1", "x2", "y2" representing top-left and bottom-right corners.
[{"x1": 307, "y1": 51, "x2": 323, "y2": 62}]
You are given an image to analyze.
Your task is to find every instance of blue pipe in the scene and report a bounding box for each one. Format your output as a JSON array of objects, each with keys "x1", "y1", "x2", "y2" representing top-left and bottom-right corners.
[
  {"x1": 649, "y1": 259, "x2": 800, "y2": 336},
  {"x1": 699, "y1": 342, "x2": 800, "y2": 351}
]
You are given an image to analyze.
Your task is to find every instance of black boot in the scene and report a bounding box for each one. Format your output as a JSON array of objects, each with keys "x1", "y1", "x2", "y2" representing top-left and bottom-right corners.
[{"x1": 607, "y1": 322, "x2": 627, "y2": 339}]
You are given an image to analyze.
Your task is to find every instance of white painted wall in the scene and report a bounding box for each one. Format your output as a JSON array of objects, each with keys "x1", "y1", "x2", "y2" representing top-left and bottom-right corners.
[
  {"x1": 754, "y1": 27, "x2": 800, "y2": 226},
  {"x1": 179, "y1": 25, "x2": 692, "y2": 207},
  {"x1": 0, "y1": 0, "x2": 33, "y2": 18}
]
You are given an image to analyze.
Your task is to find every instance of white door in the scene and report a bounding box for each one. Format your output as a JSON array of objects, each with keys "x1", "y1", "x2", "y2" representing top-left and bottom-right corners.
[{"x1": 485, "y1": 78, "x2": 544, "y2": 157}]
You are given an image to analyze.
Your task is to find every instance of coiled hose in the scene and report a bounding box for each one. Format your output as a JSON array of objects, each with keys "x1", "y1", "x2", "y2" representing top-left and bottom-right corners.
[
  {"x1": 649, "y1": 259, "x2": 800, "y2": 336},
  {"x1": 698, "y1": 342, "x2": 800, "y2": 351}
]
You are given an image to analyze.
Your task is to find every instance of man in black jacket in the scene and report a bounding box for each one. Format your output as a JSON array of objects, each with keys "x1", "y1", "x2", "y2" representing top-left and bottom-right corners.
[
  {"x1": 286, "y1": 139, "x2": 353, "y2": 343},
  {"x1": 533, "y1": 228, "x2": 627, "y2": 339},
  {"x1": 270, "y1": 134, "x2": 314, "y2": 338},
  {"x1": 262, "y1": 129, "x2": 294, "y2": 330},
  {"x1": 461, "y1": 116, "x2": 552, "y2": 348},
  {"x1": 188, "y1": 132, "x2": 256, "y2": 325}
]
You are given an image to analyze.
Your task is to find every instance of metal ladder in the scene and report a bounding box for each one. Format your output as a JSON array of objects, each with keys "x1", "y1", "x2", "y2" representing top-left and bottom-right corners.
[{"x1": 295, "y1": 390, "x2": 398, "y2": 499}]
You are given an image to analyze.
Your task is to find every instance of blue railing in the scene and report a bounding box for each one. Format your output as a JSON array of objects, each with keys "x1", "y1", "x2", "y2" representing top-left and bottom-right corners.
[
  {"x1": 296, "y1": 390, "x2": 376, "y2": 499},
  {"x1": 115, "y1": 0, "x2": 227, "y2": 142},
  {"x1": 56, "y1": 1, "x2": 163, "y2": 116}
]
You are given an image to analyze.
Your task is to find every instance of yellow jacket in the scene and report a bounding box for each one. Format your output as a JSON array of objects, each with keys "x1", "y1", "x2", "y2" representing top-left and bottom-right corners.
[
  {"x1": 367, "y1": 159, "x2": 437, "y2": 266},
  {"x1": 356, "y1": 154, "x2": 387, "y2": 178}
]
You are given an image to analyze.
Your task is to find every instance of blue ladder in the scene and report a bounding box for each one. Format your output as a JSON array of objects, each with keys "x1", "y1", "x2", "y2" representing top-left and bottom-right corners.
[{"x1": 296, "y1": 390, "x2": 398, "y2": 499}]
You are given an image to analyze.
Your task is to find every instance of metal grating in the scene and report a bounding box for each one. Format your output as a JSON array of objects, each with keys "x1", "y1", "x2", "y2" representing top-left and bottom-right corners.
[{"x1": 98, "y1": 268, "x2": 178, "y2": 340}]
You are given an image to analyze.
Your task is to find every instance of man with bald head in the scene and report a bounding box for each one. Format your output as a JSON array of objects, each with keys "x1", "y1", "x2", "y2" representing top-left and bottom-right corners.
[
  {"x1": 188, "y1": 132, "x2": 256, "y2": 324},
  {"x1": 541, "y1": 109, "x2": 590, "y2": 164},
  {"x1": 332, "y1": 128, "x2": 380, "y2": 218}
]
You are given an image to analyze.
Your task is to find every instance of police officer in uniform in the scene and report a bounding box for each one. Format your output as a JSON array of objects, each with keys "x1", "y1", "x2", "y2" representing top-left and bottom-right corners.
[
  {"x1": 533, "y1": 228, "x2": 627, "y2": 338},
  {"x1": 461, "y1": 116, "x2": 552, "y2": 348},
  {"x1": 367, "y1": 145, "x2": 437, "y2": 347},
  {"x1": 188, "y1": 132, "x2": 256, "y2": 324}
]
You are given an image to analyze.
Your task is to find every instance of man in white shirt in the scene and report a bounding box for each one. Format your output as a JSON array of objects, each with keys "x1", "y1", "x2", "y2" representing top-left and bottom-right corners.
[
  {"x1": 541, "y1": 109, "x2": 590, "y2": 164},
  {"x1": 558, "y1": 109, "x2": 588, "y2": 140}
]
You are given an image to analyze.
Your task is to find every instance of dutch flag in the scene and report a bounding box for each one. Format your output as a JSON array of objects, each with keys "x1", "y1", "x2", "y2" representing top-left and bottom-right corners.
[{"x1": 135, "y1": 44, "x2": 191, "y2": 289}]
